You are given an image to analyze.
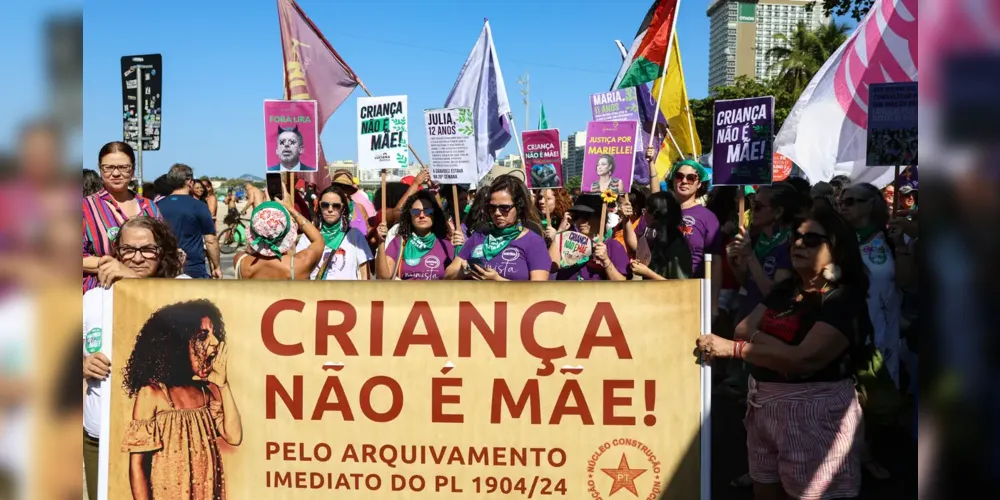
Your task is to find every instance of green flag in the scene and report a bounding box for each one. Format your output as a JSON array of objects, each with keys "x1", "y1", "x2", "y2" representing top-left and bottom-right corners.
[{"x1": 538, "y1": 103, "x2": 548, "y2": 130}]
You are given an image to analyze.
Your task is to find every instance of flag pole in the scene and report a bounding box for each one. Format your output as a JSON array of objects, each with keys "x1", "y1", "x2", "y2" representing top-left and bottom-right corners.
[{"x1": 648, "y1": 2, "x2": 688, "y2": 162}]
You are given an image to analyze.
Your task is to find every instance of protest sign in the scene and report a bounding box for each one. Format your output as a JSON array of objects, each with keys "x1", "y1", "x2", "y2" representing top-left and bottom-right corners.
[
  {"x1": 557, "y1": 231, "x2": 593, "y2": 267},
  {"x1": 772, "y1": 152, "x2": 793, "y2": 182},
  {"x1": 711, "y1": 97, "x2": 774, "y2": 186},
  {"x1": 264, "y1": 100, "x2": 319, "y2": 173},
  {"x1": 100, "y1": 279, "x2": 704, "y2": 500},
  {"x1": 590, "y1": 88, "x2": 641, "y2": 122},
  {"x1": 424, "y1": 108, "x2": 476, "y2": 184},
  {"x1": 581, "y1": 121, "x2": 638, "y2": 195},
  {"x1": 358, "y1": 95, "x2": 409, "y2": 170},
  {"x1": 522, "y1": 129, "x2": 563, "y2": 189},
  {"x1": 866, "y1": 82, "x2": 917, "y2": 167}
]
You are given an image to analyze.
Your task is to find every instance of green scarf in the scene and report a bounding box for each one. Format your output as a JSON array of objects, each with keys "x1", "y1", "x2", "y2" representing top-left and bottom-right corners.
[
  {"x1": 477, "y1": 225, "x2": 522, "y2": 261},
  {"x1": 856, "y1": 225, "x2": 880, "y2": 245},
  {"x1": 754, "y1": 228, "x2": 790, "y2": 261},
  {"x1": 250, "y1": 201, "x2": 291, "y2": 256},
  {"x1": 403, "y1": 232, "x2": 437, "y2": 266},
  {"x1": 320, "y1": 221, "x2": 347, "y2": 251}
]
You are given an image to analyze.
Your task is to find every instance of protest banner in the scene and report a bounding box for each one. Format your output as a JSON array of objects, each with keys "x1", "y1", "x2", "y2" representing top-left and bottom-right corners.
[
  {"x1": 99, "y1": 279, "x2": 704, "y2": 500},
  {"x1": 556, "y1": 231, "x2": 593, "y2": 267},
  {"x1": 711, "y1": 97, "x2": 774, "y2": 186},
  {"x1": 590, "y1": 88, "x2": 641, "y2": 122},
  {"x1": 358, "y1": 95, "x2": 409, "y2": 170},
  {"x1": 424, "y1": 108, "x2": 476, "y2": 184},
  {"x1": 866, "y1": 82, "x2": 917, "y2": 167},
  {"x1": 582, "y1": 121, "x2": 638, "y2": 195},
  {"x1": 521, "y1": 129, "x2": 563, "y2": 189},
  {"x1": 264, "y1": 100, "x2": 320, "y2": 173}
]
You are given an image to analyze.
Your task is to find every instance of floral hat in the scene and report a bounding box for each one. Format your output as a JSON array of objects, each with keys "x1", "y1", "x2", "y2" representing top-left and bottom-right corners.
[{"x1": 248, "y1": 201, "x2": 298, "y2": 257}]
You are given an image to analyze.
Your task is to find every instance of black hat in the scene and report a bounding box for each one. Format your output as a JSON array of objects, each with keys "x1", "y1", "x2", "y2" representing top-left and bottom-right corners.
[{"x1": 568, "y1": 194, "x2": 604, "y2": 214}]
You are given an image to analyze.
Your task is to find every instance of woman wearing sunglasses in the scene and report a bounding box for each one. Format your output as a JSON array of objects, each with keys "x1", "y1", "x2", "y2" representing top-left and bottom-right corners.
[
  {"x1": 374, "y1": 191, "x2": 462, "y2": 280},
  {"x1": 297, "y1": 185, "x2": 373, "y2": 280},
  {"x1": 446, "y1": 175, "x2": 550, "y2": 281},
  {"x1": 549, "y1": 194, "x2": 630, "y2": 281},
  {"x1": 696, "y1": 208, "x2": 869, "y2": 500}
]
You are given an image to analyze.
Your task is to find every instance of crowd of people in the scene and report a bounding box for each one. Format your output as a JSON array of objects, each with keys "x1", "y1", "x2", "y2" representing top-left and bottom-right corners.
[{"x1": 81, "y1": 139, "x2": 917, "y2": 500}]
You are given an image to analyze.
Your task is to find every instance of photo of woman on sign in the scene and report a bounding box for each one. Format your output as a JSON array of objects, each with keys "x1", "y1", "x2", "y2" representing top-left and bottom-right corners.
[
  {"x1": 121, "y1": 299, "x2": 242, "y2": 500},
  {"x1": 588, "y1": 154, "x2": 625, "y2": 195}
]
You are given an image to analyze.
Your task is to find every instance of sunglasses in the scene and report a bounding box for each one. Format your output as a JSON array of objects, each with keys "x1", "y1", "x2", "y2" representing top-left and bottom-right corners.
[
  {"x1": 839, "y1": 197, "x2": 868, "y2": 208},
  {"x1": 118, "y1": 245, "x2": 161, "y2": 259},
  {"x1": 488, "y1": 203, "x2": 515, "y2": 215},
  {"x1": 410, "y1": 207, "x2": 434, "y2": 218},
  {"x1": 673, "y1": 172, "x2": 700, "y2": 184},
  {"x1": 752, "y1": 202, "x2": 770, "y2": 211},
  {"x1": 320, "y1": 202, "x2": 343, "y2": 211},
  {"x1": 792, "y1": 231, "x2": 829, "y2": 248}
]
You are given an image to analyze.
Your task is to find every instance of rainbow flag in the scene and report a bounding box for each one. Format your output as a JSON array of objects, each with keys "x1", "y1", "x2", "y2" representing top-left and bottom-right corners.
[{"x1": 611, "y1": 0, "x2": 679, "y2": 89}]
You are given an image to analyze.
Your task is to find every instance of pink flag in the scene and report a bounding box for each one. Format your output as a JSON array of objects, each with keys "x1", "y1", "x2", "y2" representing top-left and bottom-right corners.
[
  {"x1": 774, "y1": 0, "x2": 917, "y2": 187},
  {"x1": 277, "y1": 0, "x2": 359, "y2": 189}
]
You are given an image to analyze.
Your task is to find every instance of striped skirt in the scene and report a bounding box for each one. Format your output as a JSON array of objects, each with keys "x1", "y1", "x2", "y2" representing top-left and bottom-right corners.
[{"x1": 745, "y1": 376, "x2": 863, "y2": 500}]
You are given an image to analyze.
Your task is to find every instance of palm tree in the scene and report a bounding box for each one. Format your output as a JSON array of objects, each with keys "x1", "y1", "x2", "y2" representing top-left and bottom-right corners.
[{"x1": 767, "y1": 20, "x2": 850, "y2": 95}]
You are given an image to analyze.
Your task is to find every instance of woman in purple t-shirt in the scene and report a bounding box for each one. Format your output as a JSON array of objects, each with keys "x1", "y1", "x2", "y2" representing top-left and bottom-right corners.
[
  {"x1": 446, "y1": 175, "x2": 551, "y2": 281},
  {"x1": 666, "y1": 159, "x2": 722, "y2": 280},
  {"x1": 549, "y1": 194, "x2": 630, "y2": 281},
  {"x1": 374, "y1": 191, "x2": 463, "y2": 280}
]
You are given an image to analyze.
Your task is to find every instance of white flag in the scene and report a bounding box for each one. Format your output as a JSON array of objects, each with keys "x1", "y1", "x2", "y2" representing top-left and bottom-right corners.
[
  {"x1": 443, "y1": 21, "x2": 514, "y2": 181},
  {"x1": 774, "y1": 0, "x2": 918, "y2": 187}
]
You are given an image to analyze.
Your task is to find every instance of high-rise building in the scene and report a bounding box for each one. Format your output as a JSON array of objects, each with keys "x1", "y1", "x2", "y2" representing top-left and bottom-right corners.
[
  {"x1": 560, "y1": 140, "x2": 569, "y2": 160},
  {"x1": 564, "y1": 131, "x2": 587, "y2": 183},
  {"x1": 707, "y1": 0, "x2": 829, "y2": 93}
]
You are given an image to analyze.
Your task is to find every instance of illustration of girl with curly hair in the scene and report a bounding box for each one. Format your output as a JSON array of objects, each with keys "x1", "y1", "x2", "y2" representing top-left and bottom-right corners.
[{"x1": 121, "y1": 299, "x2": 242, "y2": 500}]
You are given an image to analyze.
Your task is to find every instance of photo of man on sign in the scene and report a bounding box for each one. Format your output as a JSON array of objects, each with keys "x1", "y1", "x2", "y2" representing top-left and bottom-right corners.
[{"x1": 263, "y1": 99, "x2": 319, "y2": 173}]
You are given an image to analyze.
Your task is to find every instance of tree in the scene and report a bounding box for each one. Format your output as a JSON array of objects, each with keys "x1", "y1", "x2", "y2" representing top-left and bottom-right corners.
[
  {"x1": 767, "y1": 20, "x2": 849, "y2": 96},
  {"x1": 689, "y1": 76, "x2": 797, "y2": 154},
  {"x1": 566, "y1": 176, "x2": 582, "y2": 192},
  {"x1": 820, "y1": 0, "x2": 874, "y2": 22}
]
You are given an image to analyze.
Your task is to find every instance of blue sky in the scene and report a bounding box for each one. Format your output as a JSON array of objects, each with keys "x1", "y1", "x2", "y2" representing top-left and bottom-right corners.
[
  {"x1": 79, "y1": 0, "x2": 825, "y2": 181},
  {"x1": 84, "y1": 0, "x2": 716, "y2": 180},
  {"x1": 0, "y1": 0, "x2": 81, "y2": 159}
]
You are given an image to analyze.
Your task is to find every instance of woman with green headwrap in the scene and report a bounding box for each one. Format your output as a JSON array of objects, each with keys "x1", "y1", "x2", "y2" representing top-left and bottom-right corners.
[
  {"x1": 234, "y1": 182, "x2": 325, "y2": 280},
  {"x1": 295, "y1": 185, "x2": 373, "y2": 280},
  {"x1": 374, "y1": 190, "x2": 461, "y2": 280}
]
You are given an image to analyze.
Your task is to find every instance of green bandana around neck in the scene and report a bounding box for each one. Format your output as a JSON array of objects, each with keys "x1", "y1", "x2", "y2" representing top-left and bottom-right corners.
[
  {"x1": 403, "y1": 232, "x2": 437, "y2": 266},
  {"x1": 856, "y1": 226, "x2": 881, "y2": 245},
  {"x1": 754, "y1": 227, "x2": 790, "y2": 261},
  {"x1": 250, "y1": 201, "x2": 291, "y2": 256},
  {"x1": 320, "y1": 220, "x2": 347, "y2": 251},
  {"x1": 478, "y1": 224, "x2": 522, "y2": 261}
]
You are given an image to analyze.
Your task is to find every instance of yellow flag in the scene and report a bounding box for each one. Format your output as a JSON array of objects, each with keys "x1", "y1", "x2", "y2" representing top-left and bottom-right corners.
[{"x1": 650, "y1": 32, "x2": 701, "y2": 181}]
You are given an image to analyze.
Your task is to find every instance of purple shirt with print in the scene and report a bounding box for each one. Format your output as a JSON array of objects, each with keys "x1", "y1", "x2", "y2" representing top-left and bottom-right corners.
[
  {"x1": 386, "y1": 237, "x2": 455, "y2": 280},
  {"x1": 679, "y1": 205, "x2": 722, "y2": 278},
  {"x1": 458, "y1": 230, "x2": 551, "y2": 281},
  {"x1": 737, "y1": 236, "x2": 793, "y2": 321},
  {"x1": 552, "y1": 238, "x2": 631, "y2": 281}
]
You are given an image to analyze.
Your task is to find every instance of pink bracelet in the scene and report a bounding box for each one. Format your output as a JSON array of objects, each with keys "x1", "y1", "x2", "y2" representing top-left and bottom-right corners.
[{"x1": 734, "y1": 340, "x2": 747, "y2": 360}]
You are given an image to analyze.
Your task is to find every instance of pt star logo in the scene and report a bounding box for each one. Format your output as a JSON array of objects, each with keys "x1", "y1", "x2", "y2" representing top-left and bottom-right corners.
[{"x1": 601, "y1": 453, "x2": 647, "y2": 496}]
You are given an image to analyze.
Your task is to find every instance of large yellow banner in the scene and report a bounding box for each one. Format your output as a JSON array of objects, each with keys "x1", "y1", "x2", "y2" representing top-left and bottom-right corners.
[{"x1": 104, "y1": 280, "x2": 703, "y2": 499}]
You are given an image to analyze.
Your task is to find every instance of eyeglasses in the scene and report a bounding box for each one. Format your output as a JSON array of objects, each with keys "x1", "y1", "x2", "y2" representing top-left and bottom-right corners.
[
  {"x1": 839, "y1": 197, "x2": 871, "y2": 208},
  {"x1": 320, "y1": 202, "x2": 343, "y2": 211},
  {"x1": 792, "y1": 231, "x2": 828, "y2": 248},
  {"x1": 488, "y1": 203, "x2": 515, "y2": 215},
  {"x1": 673, "y1": 172, "x2": 700, "y2": 184},
  {"x1": 100, "y1": 164, "x2": 134, "y2": 174},
  {"x1": 118, "y1": 245, "x2": 161, "y2": 259},
  {"x1": 410, "y1": 207, "x2": 434, "y2": 218}
]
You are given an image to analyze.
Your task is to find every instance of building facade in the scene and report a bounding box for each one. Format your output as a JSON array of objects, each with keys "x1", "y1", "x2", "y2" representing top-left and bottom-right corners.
[
  {"x1": 707, "y1": 0, "x2": 830, "y2": 93},
  {"x1": 564, "y1": 130, "x2": 587, "y2": 183}
]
